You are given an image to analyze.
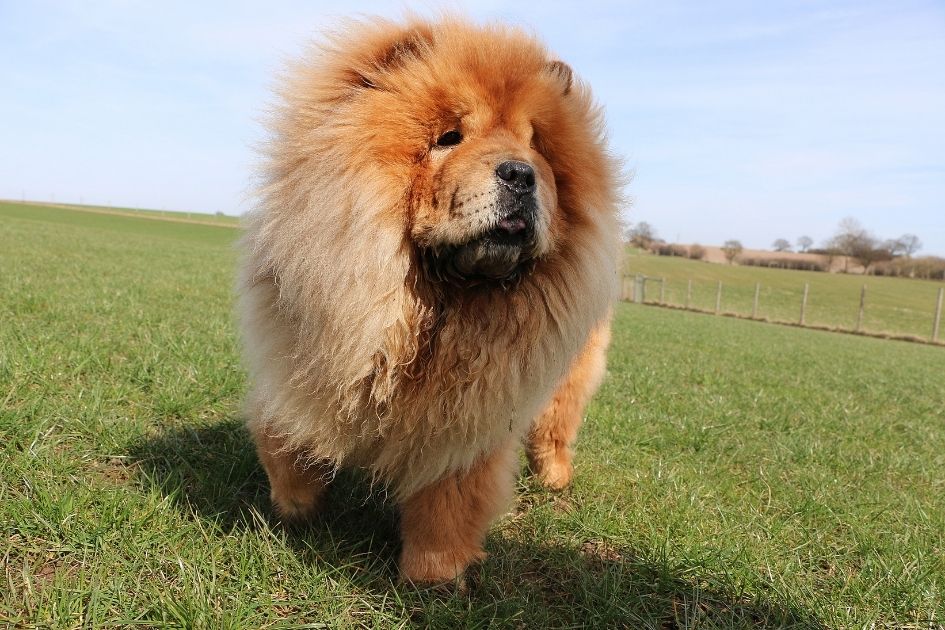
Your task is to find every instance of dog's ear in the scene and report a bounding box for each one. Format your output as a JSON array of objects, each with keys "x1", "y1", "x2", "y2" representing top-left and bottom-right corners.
[
  {"x1": 352, "y1": 26, "x2": 434, "y2": 89},
  {"x1": 544, "y1": 60, "x2": 573, "y2": 95}
]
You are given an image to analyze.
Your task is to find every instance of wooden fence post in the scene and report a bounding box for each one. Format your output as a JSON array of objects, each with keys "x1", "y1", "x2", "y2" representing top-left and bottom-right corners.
[
  {"x1": 856, "y1": 285, "x2": 867, "y2": 332},
  {"x1": 715, "y1": 281, "x2": 722, "y2": 315},
  {"x1": 659, "y1": 277, "x2": 666, "y2": 304},
  {"x1": 686, "y1": 279, "x2": 692, "y2": 309},
  {"x1": 799, "y1": 283, "x2": 809, "y2": 325},
  {"x1": 752, "y1": 283, "x2": 760, "y2": 319},
  {"x1": 933, "y1": 287, "x2": 944, "y2": 343},
  {"x1": 634, "y1": 275, "x2": 644, "y2": 304}
]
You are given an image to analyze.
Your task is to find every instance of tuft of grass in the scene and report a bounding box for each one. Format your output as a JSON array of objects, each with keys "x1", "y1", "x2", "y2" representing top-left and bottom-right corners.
[{"x1": 2, "y1": 201, "x2": 944, "y2": 627}]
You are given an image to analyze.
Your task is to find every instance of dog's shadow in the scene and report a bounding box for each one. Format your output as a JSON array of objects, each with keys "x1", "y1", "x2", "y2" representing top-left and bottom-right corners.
[{"x1": 129, "y1": 417, "x2": 820, "y2": 627}]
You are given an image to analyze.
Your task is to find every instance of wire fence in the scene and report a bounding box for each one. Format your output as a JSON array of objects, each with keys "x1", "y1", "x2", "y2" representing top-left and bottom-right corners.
[{"x1": 621, "y1": 274, "x2": 945, "y2": 345}]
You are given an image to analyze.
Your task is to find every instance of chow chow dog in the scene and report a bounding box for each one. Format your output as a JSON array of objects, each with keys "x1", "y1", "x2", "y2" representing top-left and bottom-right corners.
[{"x1": 239, "y1": 15, "x2": 620, "y2": 584}]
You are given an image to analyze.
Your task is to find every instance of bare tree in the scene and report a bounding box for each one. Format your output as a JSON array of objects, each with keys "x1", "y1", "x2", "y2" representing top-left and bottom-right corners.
[
  {"x1": 850, "y1": 235, "x2": 892, "y2": 273},
  {"x1": 898, "y1": 234, "x2": 922, "y2": 258},
  {"x1": 879, "y1": 234, "x2": 922, "y2": 259},
  {"x1": 721, "y1": 239, "x2": 743, "y2": 264},
  {"x1": 772, "y1": 238, "x2": 792, "y2": 252},
  {"x1": 628, "y1": 222, "x2": 657, "y2": 249},
  {"x1": 882, "y1": 238, "x2": 904, "y2": 258},
  {"x1": 834, "y1": 217, "x2": 868, "y2": 250},
  {"x1": 796, "y1": 235, "x2": 813, "y2": 252},
  {"x1": 830, "y1": 217, "x2": 870, "y2": 272}
]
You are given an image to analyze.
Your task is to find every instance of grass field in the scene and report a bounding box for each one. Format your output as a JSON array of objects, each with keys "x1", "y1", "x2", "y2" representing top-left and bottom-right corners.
[
  {"x1": 2, "y1": 200, "x2": 241, "y2": 227},
  {"x1": 2, "y1": 201, "x2": 944, "y2": 628},
  {"x1": 624, "y1": 249, "x2": 945, "y2": 342}
]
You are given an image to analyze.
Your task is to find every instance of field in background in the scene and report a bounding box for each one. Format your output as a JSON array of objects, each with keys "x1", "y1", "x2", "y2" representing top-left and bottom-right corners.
[
  {"x1": 2, "y1": 199, "x2": 241, "y2": 227},
  {"x1": 625, "y1": 248, "x2": 945, "y2": 341},
  {"x1": 2, "y1": 201, "x2": 944, "y2": 627},
  {"x1": 666, "y1": 243, "x2": 861, "y2": 271}
]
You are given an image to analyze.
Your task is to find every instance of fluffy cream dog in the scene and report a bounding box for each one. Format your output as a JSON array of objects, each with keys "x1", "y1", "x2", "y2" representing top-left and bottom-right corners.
[{"x1": 239, "y1": 15, "x2": 620, "y2": 584}]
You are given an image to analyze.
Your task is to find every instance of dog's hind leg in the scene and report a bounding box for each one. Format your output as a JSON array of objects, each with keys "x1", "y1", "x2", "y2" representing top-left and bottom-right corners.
[{"x1": 527, "y1": 317, "x2": 611, "y2": 490}]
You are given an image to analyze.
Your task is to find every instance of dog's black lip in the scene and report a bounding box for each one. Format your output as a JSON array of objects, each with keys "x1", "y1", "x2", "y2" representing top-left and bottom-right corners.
[
  {"x1": 419, "y1": 225, "x2": 537, "y2": 287},
  {"x1": 419, "y1": 189, "x2": 539, "y2": 286}
]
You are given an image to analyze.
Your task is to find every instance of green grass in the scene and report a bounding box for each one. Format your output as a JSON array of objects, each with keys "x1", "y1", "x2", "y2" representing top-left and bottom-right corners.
[
  {"x1": 625, "y1": 249, "x2": 945, "y2": 341},
  {"x1": 4, "y1": 198, "x2": 241, "y2": 227},
  {"x1": 2, "y1": 201, "x2": 944, "y2": 628}
]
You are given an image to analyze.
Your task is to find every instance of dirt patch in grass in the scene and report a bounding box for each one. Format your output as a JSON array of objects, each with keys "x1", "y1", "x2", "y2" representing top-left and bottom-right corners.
[
  {"x1": 580, "y1": 539, "x2": 624, "y2": 565},
  {"x1": 7, "y1": 545, "x2": 81, "y2": 599},
  {"x1": 92, "y1": 455, "x2": 136, "y2": 485}
]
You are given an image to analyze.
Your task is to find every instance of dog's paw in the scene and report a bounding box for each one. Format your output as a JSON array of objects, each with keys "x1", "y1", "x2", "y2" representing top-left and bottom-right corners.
[
  {"x1": 399, "y1": 547, "x2": 486, "y2": 587},
  {"x1": 528, "y1": 446, "x2": 574, "y2": 491},
  {"x1": 535, "y1": 457, "x2": 573, "y2": 491},
  {"x1": 271, "y1": 489, "x2": 323, "y2": 523}
]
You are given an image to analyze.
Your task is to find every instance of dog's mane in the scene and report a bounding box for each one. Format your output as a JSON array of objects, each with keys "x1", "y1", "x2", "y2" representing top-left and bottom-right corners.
[{"x1": 239, "y1": 16, "x2": 622, "y2": 495}]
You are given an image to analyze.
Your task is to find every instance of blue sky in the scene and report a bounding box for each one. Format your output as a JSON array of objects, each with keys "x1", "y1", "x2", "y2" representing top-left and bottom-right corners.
[{"x1": 2, "y1": 1, "x2": 943, "y2": 254}]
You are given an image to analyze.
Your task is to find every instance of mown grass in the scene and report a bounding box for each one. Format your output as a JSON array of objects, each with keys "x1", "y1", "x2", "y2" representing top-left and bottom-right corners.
[
  {"x1": 2, "y1": 201, "x2": 944, "y2": 628},
  {"x1": 624, "y1": 249, "x2": 945, "y2": 341}
]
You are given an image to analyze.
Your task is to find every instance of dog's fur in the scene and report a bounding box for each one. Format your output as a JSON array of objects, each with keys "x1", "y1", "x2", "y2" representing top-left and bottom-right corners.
[{"x1": 239, "y1": 16, "x2": 621, "y2": 584}]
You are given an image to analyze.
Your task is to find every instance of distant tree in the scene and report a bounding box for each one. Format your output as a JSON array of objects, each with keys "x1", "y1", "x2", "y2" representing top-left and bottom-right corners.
[
  {"x1": 850, "y1": 236, "x2": 892, "y2": 273},
  {"x1": 880, "y1": 235, "x2": 921, "y2": 259},
  {"x1": 882, "y1": 239, "x2": 902, "y2": 258},
  {"x1": 834, "y1": 217, "x2": 868, "y2": 250},
  {"x1": 898, "y1": 234, "x2": 922, "y2": 258},
  {"x1": 627, "y1": 222, "x2": 657, "y2": 249},
  {"x1": 721, "y1": 239, "x2": 744, "y2": 264},
  {"x1": 772, "y1": 238, "x2": 792, "y2": 252},
  {"x1": 829, "y1": 217, "x2": 871, "y2": 272},
  {"x1": 796, "y1": 235, "x2": 814, "y2": 252}
]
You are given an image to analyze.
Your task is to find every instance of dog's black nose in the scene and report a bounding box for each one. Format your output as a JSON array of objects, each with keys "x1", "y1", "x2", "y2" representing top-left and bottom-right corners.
[{"x1": 495, "y1": 160, "x2": 536, "y2": 194}]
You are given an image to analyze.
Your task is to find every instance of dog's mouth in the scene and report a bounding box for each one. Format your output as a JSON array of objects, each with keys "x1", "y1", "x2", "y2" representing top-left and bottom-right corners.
[{"x1": 421, "y1": 211, "x2": 537, "y2": 285}]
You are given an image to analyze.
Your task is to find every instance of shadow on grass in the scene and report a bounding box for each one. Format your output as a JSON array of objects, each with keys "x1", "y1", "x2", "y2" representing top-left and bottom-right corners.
[{"x1": 129, "y1": 417, "x2": 823, "y2": 628}]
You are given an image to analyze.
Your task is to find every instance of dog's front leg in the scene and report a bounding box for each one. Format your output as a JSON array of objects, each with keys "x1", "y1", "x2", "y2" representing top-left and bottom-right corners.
[{"x1": 397, "y1": 440, "x2": 516, "y2": 585}]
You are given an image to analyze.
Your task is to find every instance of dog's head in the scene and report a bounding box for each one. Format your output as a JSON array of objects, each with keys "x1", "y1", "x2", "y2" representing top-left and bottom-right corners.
[{"x1": 288, "y1": 17, "x2": 615, "y2": 287}]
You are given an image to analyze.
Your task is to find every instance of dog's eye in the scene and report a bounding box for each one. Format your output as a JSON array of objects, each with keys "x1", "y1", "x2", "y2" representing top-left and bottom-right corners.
[{"x1": 435, "y1": 130, "x2": 462, "y2": 147}]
